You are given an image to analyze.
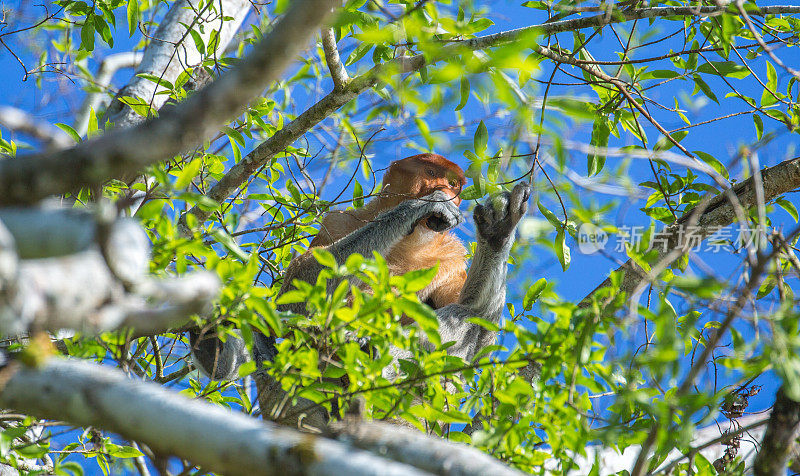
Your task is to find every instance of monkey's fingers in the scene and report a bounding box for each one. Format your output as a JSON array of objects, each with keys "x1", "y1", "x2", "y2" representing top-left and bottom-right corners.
[{"x1": 508, "y1": 182, "x2": 531, "y2": 223}]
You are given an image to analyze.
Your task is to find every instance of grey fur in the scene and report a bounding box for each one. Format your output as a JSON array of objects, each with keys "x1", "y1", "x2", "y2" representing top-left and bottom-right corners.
[
  {"x1": 191, "y1": 183, "x2": 530, "y2": 427},
  {"x1": 386, "y1": 183, "x2": 529, "y2": 377}
]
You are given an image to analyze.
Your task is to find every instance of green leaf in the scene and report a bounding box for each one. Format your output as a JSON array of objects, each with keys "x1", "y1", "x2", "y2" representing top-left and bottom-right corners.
[
  {"x1": 645, "y1": 69, "x2": 681, "y2": 79},
  {"x1": 312, "y1": 249, "x2": 337, "y2": 269},
  {"x1": 555, "y1": 228, "x2": 571, "y2": 271},
  {"x1": 466, "y1": 317, "x2": 500, "y2": 332},
  {"x1": 692, "y1": 74, "x2": 718, "y2": 104},
  {"x1": 136, "y1": 73, "x2": 174, "y2": 90},
  {"x1": 693, "y1": 150, "x2": 729, "y2": 179},
  {"x1": 400, "y1": 265, "x2": 438, "y2": 293},
  {"x1": 776, "y1": 197, "x2": 798, "y2": 222},
  {"x1": 523, "y1": 278, "x2": 547, "y2": 311},
  {"x1": 80, "y1": 14, "x2": 95, "y2": 52},
  {"x1": 55, "y1": 123, "x2": 81, "y2": 143},
  {"x1": 766, "y1": 61, "x2": 778, "y2": 92},
  {"x1": 394, "y1": 300, "x2": 440, "y2": 347},
  {"x1": 456, "y1": 76, "x2": 469, "y2": 111},
  {"x1": 345, "y1": 43, "x2": 371, "y2": 66},
  {"x1": 221, "y1": 126, "x2": 245, "y2": 147},
  {"x1": 353, "y1": 180, "x2": 364, "y2": 208},
  {"x1": 87, "y1": 108, "x2": 99, "y2": 137},
  {"x1": 537, "y1": 201, "x2": 561, "y2": 228},
  {"x1": 237, "y1": 360, "x2": 257, "y2": 378},
  {"x1": 174, "y1": 158, "x2": 201, "y2": 189},
  {"x1": 588, "y1": 117, "x2": 610, "y2": 176},
  {"x1": 107, "y1": 445, "x2": 143, "y2": 458},
  {"x1": 211, "y1": 229, "x2": 249, "y2": 261},
  {"x1": 189, "y1": 28, "x2": 205, "y2": 55},
  {"x1": 696, "y1": 61, "x2": 749, "y2": 79},
  {"x1": 127, "y1": 0, "x2": 139, "y2": 36},
  {"x1": 753, "y1": 114, "x2": 764, "y2": 140},
  {"x1": 468, "y1": 18, "x2": 494, "y2": 34},
  {"x1": 548, "y1": 98, "x2": 596, "y2": 120},
  {"x1": 654, "y1": 130, "x2": 688, "y2": 152},
  {"x1": 94, "y1": 14, "x2": 113, "y2": 48},
  {"x1": 474, "y1": 120, "x2": 488, "y2": 156}
]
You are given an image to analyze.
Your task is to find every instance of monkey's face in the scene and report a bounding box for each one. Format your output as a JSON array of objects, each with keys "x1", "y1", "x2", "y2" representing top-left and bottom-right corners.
[
  {"x1": 382, "y1": 153, "x2": 466, "y2": 232},
  {"x1": 383, "y1": 153, "x2": 466, "y2": 203}
]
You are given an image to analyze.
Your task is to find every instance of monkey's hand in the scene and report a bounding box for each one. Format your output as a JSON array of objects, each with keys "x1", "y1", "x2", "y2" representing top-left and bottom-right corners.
[
  {"x1": 473, "y1": 182, "x2": 530, "y2": 251},
  {"x1": 403, "y1": 189, "x2": 463, "y2": 233}
]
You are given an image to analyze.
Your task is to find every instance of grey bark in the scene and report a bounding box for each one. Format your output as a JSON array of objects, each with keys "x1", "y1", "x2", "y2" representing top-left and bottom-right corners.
[
  {"x1": 102, "y1": 0, "x2": 251, "y2": 129},
  {"x1": 0, "y1": 358, "x2": 526, "y2": 476},
  {"x1": 0, "y1": 208, "x2": 218, "y2": 336},
  {"x1": 0, "y1": 0, "x2": 340, "y2": 206},
  {"x1": 330, "y1": 419, "x2": 525, "y2": 476},
  {"x1": 0, "y1": 107, "x2": 73, "y2": 151},
  {"x1": 754, "y1": 387, "x2": 800, "y2": 476}
]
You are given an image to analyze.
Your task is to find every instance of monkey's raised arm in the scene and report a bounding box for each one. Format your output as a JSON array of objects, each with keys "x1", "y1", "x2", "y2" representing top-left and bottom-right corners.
[{"x1": 430, "y1": 182, "x2": 530, "y2": 361}]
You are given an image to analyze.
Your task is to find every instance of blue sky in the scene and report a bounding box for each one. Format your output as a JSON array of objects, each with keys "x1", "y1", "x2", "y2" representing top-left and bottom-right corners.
[{"x1": 1, "y1": 0, "x2": 799, "y2": 473}]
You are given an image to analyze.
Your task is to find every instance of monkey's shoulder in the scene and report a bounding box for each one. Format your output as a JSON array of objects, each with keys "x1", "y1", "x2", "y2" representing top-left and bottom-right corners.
[{"x1": 310, "y1": 209, "x2": 373, "y2": 247}]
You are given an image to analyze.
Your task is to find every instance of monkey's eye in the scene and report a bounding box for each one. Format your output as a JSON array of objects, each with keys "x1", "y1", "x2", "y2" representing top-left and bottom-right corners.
[
  {"x1": 426, "y1": 169, "x2": 436, "y2": 177},
  {"x1": 449, "y1": 179, "x2": 459, "y2": 188}
]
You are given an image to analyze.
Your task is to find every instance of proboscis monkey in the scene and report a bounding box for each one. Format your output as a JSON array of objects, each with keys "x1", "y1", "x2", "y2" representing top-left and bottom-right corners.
[{"x1": 191, "y1": 153, "x2": 530, "y2": 430}]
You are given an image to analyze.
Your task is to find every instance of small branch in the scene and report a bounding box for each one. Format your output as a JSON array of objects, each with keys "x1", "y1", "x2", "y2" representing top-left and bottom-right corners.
[
  {"x1": 321, "y1": 28, "x2": 349, "y2": 90},
  {"x1": 0, "y1": 106, "x2": 73, "y2": 150},
  {"x1": 74, "y1": 52, "x2": 143, "y2": 136},
  {"x1": 735, "y1": 0, "x2": 800, "y2": 80}
]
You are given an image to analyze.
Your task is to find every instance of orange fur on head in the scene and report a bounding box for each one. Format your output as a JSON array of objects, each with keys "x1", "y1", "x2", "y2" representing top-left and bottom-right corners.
[{"x1": 309, "y1": 153, "x2": 469, "y2": 315}]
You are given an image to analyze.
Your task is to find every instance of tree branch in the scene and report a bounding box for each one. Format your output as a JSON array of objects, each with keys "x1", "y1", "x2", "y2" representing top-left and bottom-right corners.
[
  {"x1": 0, "y1": 106, "x2": 73, "y2": 151},
  {"x1": 321, "y1": 28, "x2": 349, "y2": 90},
  {"x1": 102, "y1": 0, "x2": 251, "y2": 130},
  {"x1": 182, "y1": 4, "x2": 800, "y2": 225},
  {"x1": 0, "y1": 358, "x2": 521, "y2": 476},
  {"x1": 0, "y1": 0, "x2": 340, "y2": 206},
  {"x1": 754, "y1": 387, "x2": 800, "y2": 476},
  {"x1": 0, "y1": 209, "x2": 219, "y2": 336},
  {"x1": 75, "y1": 52, "x2": 143, "y2": 136},
  {"x1": 580, "y1": 156, "x2": 800, "y2": 307},
  {"x1": 330, "y1": 419, "x2": 524, "y2": 476}
]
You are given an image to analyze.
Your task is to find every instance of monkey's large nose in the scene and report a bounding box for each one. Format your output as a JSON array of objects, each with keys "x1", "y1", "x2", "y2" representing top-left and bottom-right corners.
[{"x1": 430, "y1": 186, "x2": 461, "y2": 206}]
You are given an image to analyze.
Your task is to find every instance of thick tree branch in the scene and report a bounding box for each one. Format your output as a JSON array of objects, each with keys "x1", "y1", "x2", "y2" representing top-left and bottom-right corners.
[
  {"x1": 330, "y1": 419, "x2": 525, "y2": 476},
  {"x1": 754, "y1": 388, "x2": 800, "y2": 476},
  {"x1": 102, "y1": 0, "x2": 251, "y2": 130},
  {"x1": 0, "y1": 358, "x2": 523, "y2": 476},
  {"x1": 580, "y1": 156, "x2": 800, "y2": 307},
  {"x1": 182, "y1": 4, "x2": 800, "y2": 225},
  {"x1": 0, "y1": 0, "x2": 340, "y2": 206},
  {"x1": 0, "y1": 209, "x2": 219, "y2": 336}
]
